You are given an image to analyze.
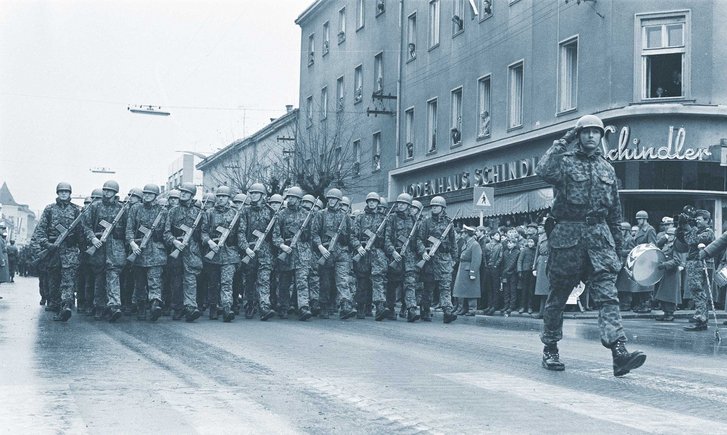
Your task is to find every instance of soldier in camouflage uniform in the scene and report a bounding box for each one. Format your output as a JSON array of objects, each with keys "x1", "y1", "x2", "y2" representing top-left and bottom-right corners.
[
  {"x1": 164, "y1": 182, "x2": 206, "y2": 322},
  {"x1": 238, "y1": 182, "x2": 277, "y2": 321},
  {"x1": 417, "y1": 196, "x2": 457, "y2": 324},
  {"x1": 201, "y1": 186, "x2": 240, "y2": 322},
  {"x1": 267, "y1": 194, "x2": 285, "y2": 315},
  {"x1": 83, "y1": 180, "x2": 128, "y2": 322},
  {"x1": 121, "y1": 188, "x2": 143, "y2": 314},
  {"x1": 301, "y1": 195, "x2": 323, "y2": 316},
  {"x1": 126, "y1": 184, "x2": 167, "y2": 321},
  {"x1": 34, "y1": 182, "x2": 82, "y2": 321},
  {"x1": 76, "y1": 196, "x2": 92, "y2": 314},
  {"x1": 274, "y1": 186, "x2": 314, "y2": 321},
  {"x1": 352, "y1": 192, "x2": 390, "y2": 320},
  {"x1": 683, "y1": 209, "x2": 715, "y2": 331},
  {"x1": 231, "y1": 193, "x2": 248, "y2": 316},
  {"x1": 536, "y1": 114, "x2": 646, "y2": 377},
  {"x1": 312, "y1": 188, "x2": 357, "y2": 319},
  {"x1": 385, "y1": 193, "x2": 421, "y2": 322},
  {"x1": 161, "y1": 189, "x2": 180, "y2": 316}
]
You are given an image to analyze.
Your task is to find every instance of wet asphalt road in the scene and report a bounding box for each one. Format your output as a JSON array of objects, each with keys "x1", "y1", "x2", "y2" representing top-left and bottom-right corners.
[{"x1": 1, "y1": 276, "x2": 726, "y2": 434}]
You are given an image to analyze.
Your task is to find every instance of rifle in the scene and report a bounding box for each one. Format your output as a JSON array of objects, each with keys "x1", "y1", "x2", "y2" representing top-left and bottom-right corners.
[
  {"x1": 352, "y1": 205, "x2": 395, "y2": 262},
  {"x1": 169, "y1": 196, "x2": 209, "y2": 259},
  {"x1": 415, "y1": 208, "x2": 462, "y2": 270},
  {"x1": 127, "y1": 207, "x2": 165, "y2": 263},
  {"x1": 34, "y1": 206, "x2": 88, "y2": 264},
  {"x1": 86, "y1": 196, "x2": 131, "y2": 256},
  {"x1": 317, "y1": 211, "x2": 348, "y2": 266},
  {"x1": 276, "y1": 197, "x2": 319, "y2": 262},
  {"x1": 393, "y1": 211, "x2": 423, "y2": 263},
  {"x1": 204, "y1": 206, "x2": 243, "y2": 260}
]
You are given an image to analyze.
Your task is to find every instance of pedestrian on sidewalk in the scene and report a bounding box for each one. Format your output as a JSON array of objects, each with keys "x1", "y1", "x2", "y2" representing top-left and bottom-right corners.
[
  {"x1": 453, "y1": 225, "x2": 482, "y2": 316},
  {"x1": 500, "y1": 239, "x2": 519, "y2": 316},
  {"x1": 654, "y1": 227, "x2": 682, "y2": 322},
  {"x1": 532, "y1": 221, "x2": 550, "y2": 319},
  {"x1": 517, "y1": 236, "x2": 536, "y2": 314}
]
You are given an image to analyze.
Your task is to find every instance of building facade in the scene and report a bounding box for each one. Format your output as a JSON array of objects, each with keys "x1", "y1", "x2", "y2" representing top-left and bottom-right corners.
[
  {"x1": 0, "y1": 182, "x2": 37, "y2": 246},
  {"x1": 167, "y1": 153, "x2": 204, "y2": 194},
  {"x1": 387, "y1": 0, "x2": 727, "y2": 232}
]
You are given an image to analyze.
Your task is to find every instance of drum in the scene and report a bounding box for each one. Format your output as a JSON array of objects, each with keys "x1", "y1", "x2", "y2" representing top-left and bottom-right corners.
[
  {"x1": 625, "y1": 244, "x2": 666, "y2": 286},
  {"x1": 714, "y1": 266, "x2": 727, "y2": 288}
]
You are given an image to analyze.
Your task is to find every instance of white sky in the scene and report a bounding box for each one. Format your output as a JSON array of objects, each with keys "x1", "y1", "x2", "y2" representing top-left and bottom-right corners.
[{"x1": 0, "y1": 0, "x2": 304, "y2": 213}]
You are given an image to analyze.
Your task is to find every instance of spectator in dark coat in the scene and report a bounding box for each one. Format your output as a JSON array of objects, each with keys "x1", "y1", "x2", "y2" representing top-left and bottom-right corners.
[
  {"x1": 501, "y1": 239, "x2": 520, "y2": 315},
  {"x1": 453, "y1": 225, "x2": 482, "y2": 316},
  {"x1": 517, "y1": 237, "x2": 536, "y2": 314}
]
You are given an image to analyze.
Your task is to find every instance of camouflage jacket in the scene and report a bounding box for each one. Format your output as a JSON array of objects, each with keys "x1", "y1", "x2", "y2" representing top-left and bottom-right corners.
[
  {"x1": 536, "y1": 142, "x2": 623, "y2": 252},
  {"x1": 385, "y1": 210, "x2": 418, "y2": 271},
  {"x1": 678, "y1": 224, "x2": 715, "y2": 264},
  {"x1": 238, "y1": 202, "x2": 276, "y2": 258},
  {"x1": 311, "y1": 207, "x2": 355, "y2": 253},
  {"x1": 273, "y1": 204, "x2": 312, "y2": 270},
  {"x1": 83, "y1": 197, "x2": 127, "y2": 266},
  {"x1": 126, "y1": 202, "x2": 167, "y2": 267},
  {"x1": 417, "y1": 212, "x2": 455, "y2": 278},
  {"x1": 164, "y1": 200, "x2": 206, "y2": 269},
  {"x1": 354, "y1": 208, "x2": 385, "y2": 250},
  {"x1": 35, "y1": 198, "x2": 81, "y2": 268},
  {"x1": 202, "y1": 203, "x2": 241, "y2": 265}
]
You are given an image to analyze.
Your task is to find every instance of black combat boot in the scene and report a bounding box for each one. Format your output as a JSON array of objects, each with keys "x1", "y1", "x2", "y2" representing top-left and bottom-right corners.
[
  {"x1": 611, "y1": 341, "x2": 646, "y2": 376},
  {"x1": 299, "y1": 306, "x2": 312, "y2": 321},
  {"x1": 374, "y1": 302, "x2": 390, "y2": 321},
  {"x1": 542, "y1": 344, "x2": 565, "y2": 371},
  {"x1": 278, "y1": 306, "x2": 289, "y2": 319},
  {"x1": 355, "y1": 303, "x2": 366, "y2": 319},
  {"x1": 244, "y1": 302, "x2": 255, "y2": 319},
  {"x1": 223, "y1": 306, "x2": 235, "y2": 323},
  {"x1": 184, "y1": 306, "x2": 201, "y2": 322},
  {"x1": 149, "y1": 300, "x2": 162, "y2": 321},
  {"x1": 310, "y1": 299, "x2": 321, "y2": 316},
  {"x1": 209, "y1": 304, "x2": 219, "y2": 320},
  {"x1": 420, "y1": 305, "x2": 432, "y2": 322},
  {"x1": 137, "y1": 302, "x2": 147, "y2": 321},
  {"x1": 407, "y1": 307, "x2": 421, "y2": 323},
  {"x1": 683, "y1": 321, "x2": 708, "y2": 331},
  {"x1": 110, "y1": 306, "x2": 123, "y2": 323},
  {"x1": 39, "y1": 297, "x2": 47, "y2": 306},
  {"x1": 259, "y1": 304, "x2": 276, "y2": 321},
  {"x1": 443, "y1": 308, "x2": 457, "y2": 324},
  {"x1": 53, "y1": 302, "x2": 73, "y2": 322},
  {"x1": 339, "y1": 301, "x2": 357, "y2": 320}
]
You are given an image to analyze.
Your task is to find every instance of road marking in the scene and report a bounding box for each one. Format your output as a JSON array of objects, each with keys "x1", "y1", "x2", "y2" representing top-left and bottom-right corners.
[{"x1": 439, "y1": 372, "x2": 727, "y2": 434}]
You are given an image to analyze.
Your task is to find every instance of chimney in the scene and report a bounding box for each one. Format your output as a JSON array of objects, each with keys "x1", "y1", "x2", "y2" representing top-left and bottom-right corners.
[{"x1": 286, "y1": 105, "x2": 293, "y2": 113}]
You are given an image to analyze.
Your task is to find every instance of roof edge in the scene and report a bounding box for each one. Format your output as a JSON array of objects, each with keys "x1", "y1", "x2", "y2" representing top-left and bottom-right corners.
[{"x1": 295, "y1": 0, "x2": 327, "y2": 26}]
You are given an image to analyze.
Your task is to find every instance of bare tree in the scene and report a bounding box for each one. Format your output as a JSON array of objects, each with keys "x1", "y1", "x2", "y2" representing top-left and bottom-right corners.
[{"x1": 205, "y1": 141, "x2": 290, "y2": 195}]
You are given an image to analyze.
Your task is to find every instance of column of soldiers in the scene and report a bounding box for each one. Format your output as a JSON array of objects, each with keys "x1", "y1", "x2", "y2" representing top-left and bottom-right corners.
[{"x1": 30, "y1": 179, "x2": 461, "y2": 325}]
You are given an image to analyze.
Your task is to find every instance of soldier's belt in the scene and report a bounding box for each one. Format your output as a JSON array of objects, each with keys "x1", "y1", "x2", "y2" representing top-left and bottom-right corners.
[{"x1": 558, "y1": 216, "x2": 605, "y2": 225}]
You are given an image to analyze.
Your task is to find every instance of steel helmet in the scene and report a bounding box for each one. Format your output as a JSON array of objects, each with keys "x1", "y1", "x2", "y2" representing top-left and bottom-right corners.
[
  {"x1": 233, "y1": 193, "x2": 247, "y2": 203},
  {"x1": 56, "y1": 182, "x2": 72, "y2": 193},
  {"x1": 430, "y1": 196, "x2": 447, "y2": 208},
  {"x1": 378, "y1": 196, "x2": 388, "y2": 208},
  {"x1": 215, "y1": 186, "x2": 232, "y2": 197},
  {"x1": 301, "y1": 194, "x2": 315, "y2": 204},
  {"x1": 620, "y1": 222, "x2": 631, "y2": 230},
  {"x1": 157, "y1": 197, "x2": 168, "y2": 207},
  {"x1": 341, "y1": 196, "x2": 352, "y2": 207},
  {"x1": 315, "y1": 198, "x2": 324, "y2": 209},
  {"x1": 179, "y1": 182, "x2": 197, "y2": 196},
  {"x1": 203, "y1": 192, "x2": 216, "y2": 203},
  {"x1": 325, "y1": 188, "x2": 343, "y2": 201},
  {"x1": 91, "y1": 188, "x2": 103, "y2": 199},
  {"x1": 168, "y1": 189, "x2": 181, "y2": 199},
  {"x1": 129, "y1": 188, "x2": 144, "y2": 199},
  {"x1": 286, "y1": 186, "x2": 304, "y2": 199},
  {"x1": 575, "y1": 114, "x2": 605, "y2": 135},
  {"x1": 102, "y1": 180, "x2": 120, "y2": 193},
  {"x1": 248, "y1": 182, "x2": 267, "y2": 195},
  {"x1": 365, "y1": 192, "x2": 380, "y2": 203},
  {"x1": 396, "y1": 193, "x2": 413, "y2": 205},
  {"x1": 268, "y1": 194, "x2": 284, "y2": 204},
  {"x1": 411, "y1": 200, "x2": 423, "y2": 211},
  {"x1": 142, "y1": 184, "x2": 160, "y2": 195},
  {"x1": 84, "y1": 197, "x2": 92, "y2": 205},
  {"x1": 635, "y1": 210, "x2": 649, "y2": 220}
]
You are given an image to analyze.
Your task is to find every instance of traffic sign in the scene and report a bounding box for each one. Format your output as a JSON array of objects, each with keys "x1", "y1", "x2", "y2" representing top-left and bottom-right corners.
[{"x1": 473, "y1": 187, "x2": 494, "y2": 209}]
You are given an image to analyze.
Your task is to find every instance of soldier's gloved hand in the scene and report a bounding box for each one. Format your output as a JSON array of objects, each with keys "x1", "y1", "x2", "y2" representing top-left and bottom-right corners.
[
  {"x1": 469, "y1": 271, "x2": 476, "y2": 280},
  {"x1": 698, "y1": 249, "x2": 708, "y2": 260},
  {"x1": 173, "y1": 240, "x2": 185, "y2": 251},
  {"x1": 91, "y1": 237, "x2": 103, "y2": 249},
  {"x1": 245, "y1": 247, "x2": 256, "y2": 258},
  {"x1": 392, "y1": 251, "x2": 402, "y2": 262},
  {"x1": 129, "y1": 241, "x2": 141, "y2": 256},
  {"x1": 318, "y1": 245, "x2": 330, "y2": 259},
  {"x1": 207, "y1": 240, "x2": 219, "y2": 252},
  {"x1": 422, "y1": 252, "x2": 431, "y2": 262},
  {"x1": 279, "y1": 244, "x2": 292, "y2": 254},
  {"x1": 357, "y1": 246, "x2": 366, "y2": 256},
  {"x1": 502, "y1": 278, "x2": 508, "y2": 284}
]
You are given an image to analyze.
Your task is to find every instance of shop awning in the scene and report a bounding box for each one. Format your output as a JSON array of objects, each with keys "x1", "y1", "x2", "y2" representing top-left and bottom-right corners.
[{"x1": 477, "y1": 187, "x2": 553, "y2": 218}]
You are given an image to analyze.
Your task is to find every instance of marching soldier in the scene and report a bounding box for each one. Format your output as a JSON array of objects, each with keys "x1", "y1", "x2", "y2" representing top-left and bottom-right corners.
[
  {"x1": 353, "y1": 192, "x2": 389, "y2": 320},
  {"x1": 164, "y1": 182, "x2": 206, "y2": 322},
  {"x1": 76, "y1": 196, "x2": 93, "y2": 314},
  {"x1": 301, "y1": 194, "x2": 323, "y2": 316},
  {"x1": 161, "y1": 189, "x2": 181, "y2": 316},
  {"x1": 417, "y1": 196, "x2": 457, "y2": 324},
  {"x1": 201, "y1": 186, "x2": 240, "y2": 322},
  {"x1": 275, "y1": 186, "x2": 314, "y2": 321},
  {"x1": 267, "y1": 194, "x2": 285, "y2": 314},
  {"x1": 312, "y1": 188, "x2": 357, "y2": 320},
  {"x1": 126, "y1": 184, "x2": 167, "y2": 321},
  {"x1": 238, "y1": 182, "x2": 277, "y2": 321},
  {"x1": 34, "y1": 182, "x2": 82, "y2": 321},
  {"x1": 385, "y1": 193, "x2": 421, "y2": 322},
  {"x1": 684, "y1": 210, "x2": 716, "y2": 331},
  {"x1": 231, "y1": 192, "x2": 248, "y2": 316},
  {"x1": 83, "y1": 180, "x2": 127, "y2": 322},
  {"x1": 121, "y1": 188, "x2": 143, "y2": 314}
]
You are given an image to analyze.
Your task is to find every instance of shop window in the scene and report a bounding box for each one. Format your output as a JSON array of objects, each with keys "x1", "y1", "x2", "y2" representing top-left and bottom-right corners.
[
  {"x1": 429, "y1": 0, "x2": 440, "y2": 49},
  {"x1": 407, "y1": 13, "x2": 417, "y2": 61},
  {"x1": 477, "y1": 75, "x2": 491, "y2": 138},
  {"x1": 356, "y1": 0, "x2": 365, "y2": 30},
  {"x1": 372, "y1": 132, "x2": 381, "y2": 171},
  {"x1": 323, "y1": 22, "x2": 330, "y2": 56},
  {"x1": 405, "y1": 107, "x2": 415, "y2": 159},
  {"x1": 450, "y1": 87, "x2": 463, "y2": 147},
  {"x1": 336, "y1": 76, "x2": 344, "y2": 111},
  {"x1": 308, "y1": 34, "x2": 315, "y2": 66},
  {"x1": 354, "y1": 65, "x2": 363, "y2": 103},
  {"x1": 427, "y1": 98, "x2": 438, "y2": 153},
  {"x1": 320, "y1": 87, "x2": 328, "y2": 120},
  {"x1": 338, "y1": 8, "x2": 346, "y2": 44},
  {"x1": 374, "y1": 52, "x2": 384, "y2": 95},
  {"x1": 508, "y1": 61, "x2": 524, "y2": 129},
  {"x1": 639, "y1": 15, "x2": 686, "y2": 99},
  {"x1": 452, "y1": 0, "x2": 464, "y2": 36},
  {"x1": 558, "y1": 37, "x2": 578, "y2": 113}
]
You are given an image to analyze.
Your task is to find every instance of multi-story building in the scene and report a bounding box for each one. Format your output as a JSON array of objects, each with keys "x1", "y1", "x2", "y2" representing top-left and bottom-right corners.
[
  {"x1": 386, "y1": 0, "x2": 727, "y2": 232},
  {"x1": 0, "y1": 182, "x2": 36, "y2": 246},
  {"x1": 296, "y1": 0, "x2": 398, "y2": 206},
  {"x1": 167, "y1": 153, "x2": 204, "y2": 194}
]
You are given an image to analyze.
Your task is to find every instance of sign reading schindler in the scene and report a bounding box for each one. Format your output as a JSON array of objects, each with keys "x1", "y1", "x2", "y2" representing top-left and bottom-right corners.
[{"x1": 602, "y1": 125, "x2": 712, "y2": 162}]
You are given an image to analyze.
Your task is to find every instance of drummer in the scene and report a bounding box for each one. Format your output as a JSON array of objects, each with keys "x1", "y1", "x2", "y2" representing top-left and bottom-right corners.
[
  {"x1": 535, "y1": 114, "x2": 646, "y2": 377},
  {"x1": 632, "y1": 211, "x2": 657, "y2": 314}
]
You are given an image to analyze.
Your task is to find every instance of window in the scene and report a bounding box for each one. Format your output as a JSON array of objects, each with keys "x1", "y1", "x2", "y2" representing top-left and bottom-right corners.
[
  {"x1": 508, "y1": 61, "x2": 524, "y2": 129},
  {"x1": 376, "y1": 0, "x2": 385, "y2": 16},
  {"x1": 405, "y1": 108, "x2": 415, "y2": 159},
  {"x1": 450, "y1": 87, "x2": 463, "y2": 146},
  {"x1": 429, "y1": 0, "x2": 440, "y2": 48},
  {"x1": 477, "y1": 75, "x2": 491, "y2": 138},
  {"x1": 640, "y1": 15, "x2": 686, "y2": 99},
  {"x1": 480, "y1": 0, "x2": 493, "y2": 19},
  {"x1": 353, "y1": 140, "x2": 361, "y2": 176},
  {"x1": 452, "y1": 0, "x2": 464, "y2": 35},
  {"x1": 374, "y1": 52, "x2": 383, "y2": 94},
  {"x1": 306, "y1": 95, "x2": 313, "y2": 127},
  {"x1": 338, "y1": 8, "x2": 346, "y2": 43},
  {"x1": 356, "y1": 0, "x2": 365, "y2": 29},
  {"x1": 558, "y1": 37, "x2": 578, "y2": 112},
  {"x1": 354, "y1": 65, "x2": 363, "y2": 103},
  {"x1": 372, "y1": 132, "x2": 381, "y2": 171},
  {"x1": 308, "y1": 34, "x2": 315, "y2": 66},
  {"x1": 321, "y1": 87, "x2": 328, "y2": 119},
  {"x1": 427, "y1": 98, "x2": 438, "y2": 153},
  {"x1": 407, "y1": 13, "x2": 417, "y2": 60},
  {"x1": 336, "y1": 76, "x2": 344, "y2": 111},
  {"x1": 323, "y1": 22, "x2": 330, "y2": 55}
]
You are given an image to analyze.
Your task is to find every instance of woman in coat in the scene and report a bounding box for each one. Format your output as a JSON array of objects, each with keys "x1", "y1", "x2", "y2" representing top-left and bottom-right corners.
[
  {"x1": 532, "y1": 228, "x2": 550, "y2": 319},
  {"x1": 654, "y1": 227, "x2": 682, "y2": 321},
  {"x1": 453, "y1": 225, "x2": 482, "y2": 316}
]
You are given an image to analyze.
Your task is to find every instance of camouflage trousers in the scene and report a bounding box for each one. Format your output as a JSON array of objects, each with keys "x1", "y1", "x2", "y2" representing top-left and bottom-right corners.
[
  {"x1": 167, "y1": 258, "x2": 202, "y2": 310},
  {"x1": 182, "y1": 262, "x2": 202, "y2": 309},
  {"x1": 279, "y1": 267, "x2": 311, "y2": 311},
  {"x1": 422, "y1": 274, "x2": 453, "y2": 310},
  {"x1": 132, "y1": 266, "x2": 163, "y2": 304},
  {"x1": 92, "y1": 263, "x2": 121, "y2": 308},
  {"x1": 387, "y1": 270, "x2": 418, "y2": 309},
  {"x1": 354, "y1": 248, "x2": 387, "y2": 306},
  {"x1": 543, "y1": 245, "x2": 625, "y2": 347},
  {"x1": 47, "y1": 266, "x2": 78, "y2": 306},
  {"x1": 38, "y1": 269, "x2": 49, "y2": 302},
  {"x1": 685, "y1": 261, "x2": 710, "y2": 323},
  {"x1": 319, "y1": 251, "x2": 353, "y2": 309},
  {"x1": 206, "y1": 263, "x2": 236, "y2": 310},
  {"x1": 246, "y1": 261, "x2": 272, "y2": 309}
]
